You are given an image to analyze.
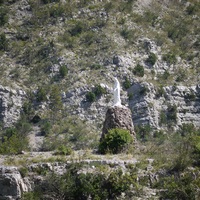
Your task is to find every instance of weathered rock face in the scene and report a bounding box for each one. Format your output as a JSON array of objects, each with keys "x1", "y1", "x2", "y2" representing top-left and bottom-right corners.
[
  {"x1": 63, "y1": 81, "x2": 200, "y2": 131},
  {"x1": 0, "y1": 85, "x2": 26, "y2": 127},
  {"x1": 0, "y1": 166, "x2": 30, "y2": 200},
  {"x1": 128, "y1": 83, "x2": 200, "y2": 129},
  {"x1": 101, "y1": 106, "x2": 135, "y2": 139}
]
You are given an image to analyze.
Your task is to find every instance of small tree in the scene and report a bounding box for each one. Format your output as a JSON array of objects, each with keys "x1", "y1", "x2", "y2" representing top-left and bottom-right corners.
[
  {"x1": 99, "y1": 128, "x2": 133, "y2": 154},
  {"x1": 146, "y1": 52, "x2": 157, "y2": 65},
  {"x1": 123, "y1": 77, "x2": 131, "y2": 89},
  {"x1": 37, "y1": 87, "x2": 47, "y2": 102},
  {"x1": 59, "y1": 65, "x2": 68, "y2": 78},
  {"x1": 86, "y1": 91, "x2": 96, "y2": 102},
  {"x1": 0, "y1": 33, "x2": 8, "y2": 51},
  {"x1": 133, "y1": 64, "x2": 144, "y2": 77}
]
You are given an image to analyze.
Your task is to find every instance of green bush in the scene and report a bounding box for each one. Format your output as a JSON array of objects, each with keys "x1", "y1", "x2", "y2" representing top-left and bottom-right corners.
[
  {"x1": 159, "y1": 110, "x2": 167, "y2": 125},
  {"x1": 49, "y1": 3, "x2": 65, "y2": 18},
  {"x1": 162, "y1": 70, "x2": 170, "y2": 80},
  {"x1": 143, "y1": 10, "x2": 158, "y2": 26},
  {"x1": 186, "y1": 3, "x2": 199, "y2": 15},
  {"x1": 86, "y1": 91, "x2": 96, "y2": 102},
  {"x1": 123, "y1": 77, "x2": 131, "y2": 89},
  {"x1": 120, "y1": 27, "x2": 135, "y2": 42},
  {"x1": 54, "y1": 145, "x2": 72, "y2": 155},
  {"x1": 69, "y1": 21, "x2": 86, "y2": 37},
  {"x1": 0, "y1": 6, "x2": 8, "y2": 26},
  {"x1": 59, "y1": 65, "x2": 68, "y2": 78},
  {"x1": 146, "y1": 52, "x2": 157, "y2": 65},
  {"x1": 90, "y1": 63, "x2": 102, "y2": 70},
  {"x1": 139, "y1": 85, "x2": 149, "y2": 95},
  {"x1": 162, "y1": 52, "x2": 177, "y2": 65},
  {"x1": 156, "y1": 174, "x2": 199, "y2": 200},
  {"x1": 0, "y1": 33, "x2": 8, "y2": 51},
  {"x1": 36, "y1": 87, "x2": 47, "y2": 102},
  {"x1": 40, "y1": 121, "x2": 52, "y2": 136},
  {"x1": 19, "y1": 167, "x2": 29, "y2": 178},
  {"x1": 0, "y1": 133, "x2": 29, "y2": 154},
  {"x1": 134, "y1": 125, "x2": 151, "y2": 142},
  {"x1": 0, "y1": 0, "x2": 4, "y2": 5},
  {"x1": 133, "y1": 64, "x2": 144, "y2": 77},
  {"x1": 28, "y1": 165, "x2": 137, "y2": 200},
  {"x1": 156, "y1": 86, "x2": 165, "y2": 98},
  {"x1": 176, "y1": 69, "x2": 187, "y2": 82},
  {"x1": 99, "y1": 128, "x2": 133, "y2": 154},
  {"x1": 167, "y1": 104, "x2": 177, "y2": 122},
  {"x1": 93, "y1": 84, "x2": 106, "y2": 97}
]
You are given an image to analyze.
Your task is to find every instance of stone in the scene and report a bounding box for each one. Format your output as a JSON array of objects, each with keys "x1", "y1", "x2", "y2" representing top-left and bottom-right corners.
[
  {"x1": 0, "y1": 167, "x2": 30, "y2": 200},
  {"x1": 101, "y1": 106, "x2": 135, "y2": 139},
  {"x1": 0, "y1": 85, "x2": 26, "y2": 127}
]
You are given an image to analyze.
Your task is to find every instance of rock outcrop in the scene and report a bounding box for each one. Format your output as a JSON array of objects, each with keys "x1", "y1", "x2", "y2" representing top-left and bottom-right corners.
[
  {"x1": 0, "y1": 85, "x2": 26, "y2": 127},
  {"x1": 128, "y1": 83, "x2": 200, "y2": 129},
  {"x1": 0, "y1": 166, "x2": 30, "y2": 200},
  {"x1": 101, "y1": 106, "x2": 135, "y2": 139}
]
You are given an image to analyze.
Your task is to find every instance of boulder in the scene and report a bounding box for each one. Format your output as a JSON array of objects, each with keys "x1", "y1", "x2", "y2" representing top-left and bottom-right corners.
[
  {"x1": 101, "y1": 106, "x2": 135, "y2": 139},
  {"x1": 0, "y1": 167, "x2": 30, "y2": 200}
]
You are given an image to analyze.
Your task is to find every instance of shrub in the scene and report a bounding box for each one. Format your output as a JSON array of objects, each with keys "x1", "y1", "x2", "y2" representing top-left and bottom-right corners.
[
  {"x1": 59, "y1": 65, "x2": 68, "y2": 78},
  {"x1": 49, "y1": 3, "x2": 65, "y2": 18},
  {"x1": 93, "y1": 84, "x2": 106, "y2": 97},
  {"x1": 159, "y1": 110, "x2": 167, "y2": 125},
  {"x1": 123, "y1": 77, "x2": 131, "y2": 89},
  {"x1": 0, "y1": 0, "x2": 4, "y2": 5},
  {"x1": 54, "y1": 145, "x2": 72, "y2": 155},
  {"x1": 128, "y1": 92, "x2": 134, "y2": 100},
  {"x1": 133, "y1": 64, "x2": 144, "y2": 77},
  {"x1": 143, "y1": 10, "x2": 158, "y2": 26},
  {"x1": 134, "y1": 125, "x2": 151, "y2": 142},
  {"x1": 162, "y1": 52, "x2": 177, "y2": 65},
  {"x1": 69, "y1": 21, "x2": 86, "y2": 37},
  {"x1": 120, "y1": 27, "x2": 135, "y2": 42},
  {"x1": 156, "y1": 86, "x2": 165, "y2": 98},
  {"x1": 36, "y1": 87, "x2": 47, "y2": 102},
  {"x1": 0, "y1": 6, "x2": 8, "y2": 26},
  {"x1": 90, "y1": 63, "x2": 102, "y2": 70},
  {"x1": 0, "y1": 33, "x2": 8, "y2": 51},
  {"x1": 29, "y1": 165, "x2": 137, "y2": 200},
  {"x1": 146, "y1": 52, "x2": 157, "y2": 65},
  {"x1": 98, "y1": 128, "x2": 133, "y2": 154},
  {"x1": 176, "y1": 69, "x2": 187, "y2": 82},
  {"x1": 19, "y1": 167, "x2": 29, "y2": 178},
  {"x1": 162, "y1": 70, "x2": 170, "y2": 80},
  {"x1": 40, "y1": 121, "x2": 52, "y2": 136},
  {"x1": 86, "y1": 91, "x2": 96, "y2": 102},
  {"x1": 167, "y1": 104, "x2": 177, "y2": 122},
  {"x1": 156, "y1": 174, "x2": 199, "y2": 200},
  {"x1": 186, "y1": 3, "x2": 199, "y2": 15},
  {"x1": 0, "y1": 133, "x2": 29, "y2": 154}
]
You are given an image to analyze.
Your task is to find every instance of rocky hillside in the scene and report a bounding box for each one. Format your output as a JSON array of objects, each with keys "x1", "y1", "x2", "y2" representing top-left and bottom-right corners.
[
  {"x1": 0, "y1": 0, "x2": 199, "y2": 129},
  {"x1": 0, "y1": 0, "x2": 200, "y2": 199}
]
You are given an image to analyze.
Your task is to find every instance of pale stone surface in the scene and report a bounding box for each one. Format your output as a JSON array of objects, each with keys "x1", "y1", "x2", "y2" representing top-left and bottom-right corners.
[{"x1": 0, "y1": 85, "x2": 26, "y2": 127}]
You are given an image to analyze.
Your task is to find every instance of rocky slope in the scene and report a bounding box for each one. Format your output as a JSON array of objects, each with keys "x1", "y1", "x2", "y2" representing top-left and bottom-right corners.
[{"x1": 0, "y1": 0, "x2": 200, "y2": 199}]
